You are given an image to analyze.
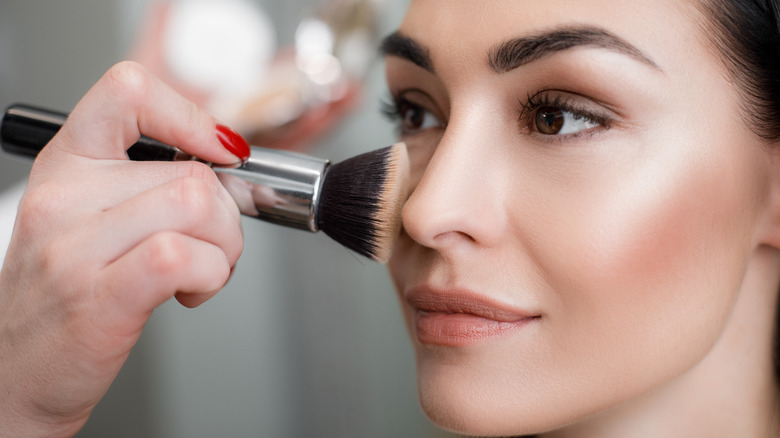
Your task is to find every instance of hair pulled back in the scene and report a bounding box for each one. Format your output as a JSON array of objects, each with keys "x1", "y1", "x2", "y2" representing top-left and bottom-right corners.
[
  {"x1": 698, "y1": 0, "x2": 780, "y2": 140},
  {"x1": 697, "y1": 0, "x2": 780, "y2": 382}
]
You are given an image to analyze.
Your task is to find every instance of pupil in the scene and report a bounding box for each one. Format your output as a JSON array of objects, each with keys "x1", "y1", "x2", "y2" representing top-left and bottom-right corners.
[
  {"x1": 536, "y1": 107, "x2": 564, "y2": 134},
  {"x1": 407, "y1": 107, "x2": 423, "y2": 129}
]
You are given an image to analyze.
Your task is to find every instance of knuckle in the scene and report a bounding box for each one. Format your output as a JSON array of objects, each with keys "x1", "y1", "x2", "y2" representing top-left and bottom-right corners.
[
  {"x1": 105, "y1": 61, "x2": 150, "y2": 103},
  {"x1": 145, "y1": 232, "x2": 189, "y2": 275},
  {"x1": 178, "y1": 160, "x2": 216, "y2": 182},
  {"x1": 169, "y1": 176, "x2": 216, "y2": 224},
  {"x1": 16, "y1": 184, "x2": 64, "y2": 234}
]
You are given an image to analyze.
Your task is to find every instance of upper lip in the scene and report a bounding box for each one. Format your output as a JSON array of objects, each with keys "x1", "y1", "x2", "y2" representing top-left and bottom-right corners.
[{"x1": 405, "y1": 286, "x2": 539, "y2": 322}]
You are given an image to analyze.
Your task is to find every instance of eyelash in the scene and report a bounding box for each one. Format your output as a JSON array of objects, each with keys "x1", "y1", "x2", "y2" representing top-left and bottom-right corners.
[
  {"x1": 380, "y1": 91, "x2": 614, "y2": 140},
  {"x1": 519, "y1": 92, "x2": 613, "y2": 138},
  {"x1": 380, "y1": 94, "x2": 405, "y2": 124},
  {"x1": 380, "y1": 93, "x2": 442, "y2": 136}
]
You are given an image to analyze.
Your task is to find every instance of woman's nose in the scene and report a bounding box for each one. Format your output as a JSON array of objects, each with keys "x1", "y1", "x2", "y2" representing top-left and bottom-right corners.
[{"x1": 401, "y1": 126, "x2": 506, "y2": 251}]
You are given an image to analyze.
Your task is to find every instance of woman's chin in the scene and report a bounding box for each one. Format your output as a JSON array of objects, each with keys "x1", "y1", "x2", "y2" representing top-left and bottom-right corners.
[
  {"x1": 419, "y1": 399, "x2": 544, "y2": 437},
  {"x1": 415, "y1": 374, "x2": 553, "y2": 437}
]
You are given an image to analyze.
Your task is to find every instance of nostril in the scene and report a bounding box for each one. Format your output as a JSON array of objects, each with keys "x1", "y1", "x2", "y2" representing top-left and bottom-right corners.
[
  {"x1": 401, "y1": 186, "x2": 481, "y2": 249},
  {"x1": 398, "y1": 127, "x2": 506, "y2": 250},
  {"x1": 400, "y1": 171, "x2": 506, "y2": 251}
]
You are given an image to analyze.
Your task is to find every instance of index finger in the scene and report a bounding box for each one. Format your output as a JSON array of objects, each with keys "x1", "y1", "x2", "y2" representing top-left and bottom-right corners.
[{"x1": 53, "y1": 61, "x2": 248, "y2": 164}]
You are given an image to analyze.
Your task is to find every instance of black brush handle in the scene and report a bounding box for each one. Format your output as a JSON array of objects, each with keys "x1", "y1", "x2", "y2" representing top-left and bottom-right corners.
[{"x1": 1, "y1": 103, "x2": 182, "y2": 161}]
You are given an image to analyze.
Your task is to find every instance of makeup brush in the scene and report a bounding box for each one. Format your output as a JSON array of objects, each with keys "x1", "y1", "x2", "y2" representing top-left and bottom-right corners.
[{"x1": 0, "y1": 104, "x2": 408, "y2": 263}]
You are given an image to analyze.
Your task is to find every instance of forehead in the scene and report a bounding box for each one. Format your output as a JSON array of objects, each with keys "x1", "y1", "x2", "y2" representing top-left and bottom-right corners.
[{"x1": 397, "y1": 0, "x2": 704, "y2": 74}]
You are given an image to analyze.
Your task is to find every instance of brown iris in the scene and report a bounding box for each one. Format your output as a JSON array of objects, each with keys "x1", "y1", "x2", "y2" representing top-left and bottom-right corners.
[
  {"x1": 402, "y1": 103, "x2": 426, "y2": 132},
  {"x1": 535, "y1": 106, "x2": 564, "y2": 134}
]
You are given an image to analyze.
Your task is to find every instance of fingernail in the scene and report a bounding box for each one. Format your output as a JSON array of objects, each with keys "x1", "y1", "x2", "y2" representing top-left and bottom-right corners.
[{"x1": 216, "y1": 124, "x2": 251, "y2": 162}]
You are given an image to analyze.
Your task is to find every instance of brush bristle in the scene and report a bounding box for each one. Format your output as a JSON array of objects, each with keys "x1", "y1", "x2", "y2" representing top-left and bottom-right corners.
[{"x1": 316, "y1": 143, "x2": 409, "y2": 263}]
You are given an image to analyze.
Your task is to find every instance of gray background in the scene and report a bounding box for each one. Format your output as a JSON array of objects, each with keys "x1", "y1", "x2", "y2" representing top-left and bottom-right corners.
[{"x1": 0, "y1": 1, "x2": 448, "y2": 436}]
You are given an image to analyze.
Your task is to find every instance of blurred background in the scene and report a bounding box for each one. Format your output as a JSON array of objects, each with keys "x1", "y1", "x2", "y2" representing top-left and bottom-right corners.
[{"x1": 0, "y1": 0, "x2": 450, "y2": 436}]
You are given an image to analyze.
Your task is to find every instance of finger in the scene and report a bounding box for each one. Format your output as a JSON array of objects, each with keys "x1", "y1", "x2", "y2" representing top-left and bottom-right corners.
[
  {"x1": 58, "y1": 159, "x2": 240, "y2": 221},
  {"x1": 18, "y1": 160, "x2": 242, "y2": 262},
  {"x1": 99, "y1": 231, "x2": 231, "y2": 323},
  {"x1": 86, "y1": 171, "x2": 243, "y2": 268},
  {"x1": 174, "y1": 289, "x2": 216, "y2": 309},
  {"x1": 52, "y1": 61, "x2": 246, "y2": 164}
]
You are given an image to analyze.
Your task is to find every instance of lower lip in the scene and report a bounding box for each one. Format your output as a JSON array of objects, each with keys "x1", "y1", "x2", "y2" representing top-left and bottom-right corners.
[{"x1": 414, "y1": 311, "x2": 538, "y2": 347}]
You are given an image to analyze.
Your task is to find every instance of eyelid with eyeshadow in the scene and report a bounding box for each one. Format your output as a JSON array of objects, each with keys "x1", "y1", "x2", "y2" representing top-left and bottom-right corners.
[{"x1": 519, "y1": 90, "x2": 616, "y2": 139}]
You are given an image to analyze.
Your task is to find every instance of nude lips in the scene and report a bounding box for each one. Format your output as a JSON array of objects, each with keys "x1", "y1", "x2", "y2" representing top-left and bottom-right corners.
[{"x1": 406, "y1": 288, "x2": 539, "y2": 347}]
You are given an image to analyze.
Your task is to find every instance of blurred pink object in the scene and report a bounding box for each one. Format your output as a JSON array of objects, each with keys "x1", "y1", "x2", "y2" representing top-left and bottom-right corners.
[{"x1": 128, "y1": 0, "x2": 377, "y2": 151}]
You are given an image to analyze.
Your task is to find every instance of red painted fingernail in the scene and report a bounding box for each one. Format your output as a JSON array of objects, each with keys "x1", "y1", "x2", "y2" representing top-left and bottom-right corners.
[{"x1": 216, "y1": 124, "x2": 251, "y2": 162}]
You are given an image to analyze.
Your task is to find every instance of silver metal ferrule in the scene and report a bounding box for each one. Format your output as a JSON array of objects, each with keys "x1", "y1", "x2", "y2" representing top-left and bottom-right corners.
[{"x1": 210, "y1": 147, "x2": 329, "y2": 232}]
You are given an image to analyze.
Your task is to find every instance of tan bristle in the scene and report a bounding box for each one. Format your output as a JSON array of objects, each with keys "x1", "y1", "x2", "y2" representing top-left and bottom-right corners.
[
  {"x1": 316, "y1": 142, "x2": 409, "y2": 263},
  {"x1": 368, "y1": 142, "x2": 409, "y2": 262}
]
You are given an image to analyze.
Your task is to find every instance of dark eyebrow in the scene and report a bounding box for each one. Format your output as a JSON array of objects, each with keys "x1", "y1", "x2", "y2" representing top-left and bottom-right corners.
[
  {"x1": 380, "y1": 31, "x2": 434, "y2": 73},
  {"x1": 488, "y1": 26, "x2": 660, "y2": 73}
]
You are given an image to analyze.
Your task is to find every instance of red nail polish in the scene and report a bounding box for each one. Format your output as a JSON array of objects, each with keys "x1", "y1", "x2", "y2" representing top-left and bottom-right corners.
[{"x1": 216, "y1": 124, "x2": 251, "y2": 162}]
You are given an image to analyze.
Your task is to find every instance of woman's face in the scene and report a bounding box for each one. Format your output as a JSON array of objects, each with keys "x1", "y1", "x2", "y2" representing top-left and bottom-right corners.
[{"x1": 385, "y1": 0, "x2": 777, "y2": 435}]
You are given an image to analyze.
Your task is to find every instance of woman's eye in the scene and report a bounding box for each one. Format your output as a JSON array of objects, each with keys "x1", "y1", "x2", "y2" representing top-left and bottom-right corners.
[
  {"x1": 399, "y1": 102, "x2": 442, "y2": 135},
  {"x1": 382, "y1": 95, "x2": 443, "y2": 136},
  {"x1": 533, "y1": 106, "x2": 600, "y2": 135}
]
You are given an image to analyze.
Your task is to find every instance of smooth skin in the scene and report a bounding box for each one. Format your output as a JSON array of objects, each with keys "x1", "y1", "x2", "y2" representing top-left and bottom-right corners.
[
  {"x1": 3, "y1": 0, "x2": 780, "y2": 436},
  {"x1": 0, "y1": 61, "x2": 244, "y2": 436},
  {"x1": 386, "y1": 1, "x2": 780, "y2": 437}
]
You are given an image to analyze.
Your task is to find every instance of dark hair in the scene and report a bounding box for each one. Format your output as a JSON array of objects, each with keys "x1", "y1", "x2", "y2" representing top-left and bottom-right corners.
[
  {"x1": 696, "y1": 0, "x2": 780, "y2": 382},
  {"x1": 697, "y1": 0, "x2": 780, "y2": 141}
]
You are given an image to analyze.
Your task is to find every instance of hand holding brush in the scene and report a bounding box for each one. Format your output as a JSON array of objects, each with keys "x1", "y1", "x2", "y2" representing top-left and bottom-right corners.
[
  {"x1": 2, "y1": 105, "x2": 409, "y2": 263},
  {"x1": 0, "y1": 61, "x2": 407, "y2": 436}
]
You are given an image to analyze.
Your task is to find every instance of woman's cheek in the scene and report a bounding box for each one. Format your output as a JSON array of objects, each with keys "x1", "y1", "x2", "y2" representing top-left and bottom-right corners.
[{"x1": 533, "y1": 134, "x2": 766, "y2": 384}]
